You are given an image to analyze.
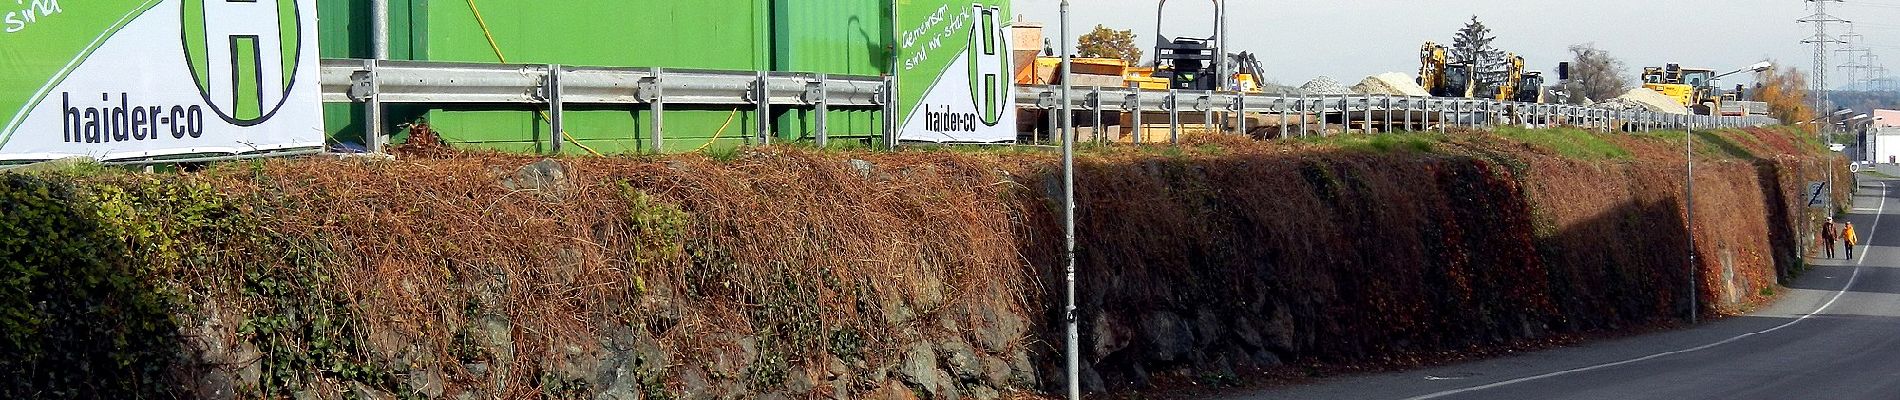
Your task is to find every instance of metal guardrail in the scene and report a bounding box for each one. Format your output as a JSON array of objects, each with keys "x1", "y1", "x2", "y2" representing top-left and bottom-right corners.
[
  {"x1": 320, "y1": 59, "x2": 892, "y2": 152},
  {"x1": 1012, "y1": 85, "x2": 1780, "y2": 143},
  {"x1": 319, "y1": 59, "x2": 1780, "y2": 153}
]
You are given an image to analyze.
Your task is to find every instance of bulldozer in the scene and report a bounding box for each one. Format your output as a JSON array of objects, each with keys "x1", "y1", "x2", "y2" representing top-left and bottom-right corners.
[{"x1": 1642, "y1": 64, "x2": 1721, "y2": 115}]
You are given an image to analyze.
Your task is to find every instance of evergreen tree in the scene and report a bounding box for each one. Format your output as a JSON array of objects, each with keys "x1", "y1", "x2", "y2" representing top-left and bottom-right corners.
[{"x1": 1451, "y1": 16, "x2": 1507, "y2": 97}]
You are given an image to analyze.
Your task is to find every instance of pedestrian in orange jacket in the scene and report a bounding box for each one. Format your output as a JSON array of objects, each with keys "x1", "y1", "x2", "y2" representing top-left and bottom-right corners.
[{"x1": 1844, "y1": 222, "x2": 1859, "y2": 259}]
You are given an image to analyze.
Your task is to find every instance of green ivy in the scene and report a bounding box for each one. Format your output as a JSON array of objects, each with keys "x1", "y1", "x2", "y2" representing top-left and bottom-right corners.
[{"x1": 0, "y1": 174, "x2": 181, "y2": 398}]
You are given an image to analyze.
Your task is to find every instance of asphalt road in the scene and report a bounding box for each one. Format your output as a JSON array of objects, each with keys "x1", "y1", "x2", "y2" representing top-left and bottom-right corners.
[{"x1": 1224, "y1": 174, "x2": 1900, "y2": 400}]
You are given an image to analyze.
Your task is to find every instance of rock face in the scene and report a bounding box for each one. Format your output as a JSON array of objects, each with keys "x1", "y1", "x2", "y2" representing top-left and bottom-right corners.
[{"x1": 14, "y1": 141, "x2": 1828, "y2": 399}]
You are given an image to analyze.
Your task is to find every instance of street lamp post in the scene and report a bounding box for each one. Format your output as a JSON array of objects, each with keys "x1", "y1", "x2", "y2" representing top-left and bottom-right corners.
[
  {"x1": 1059, "y1": 2, "x2": 1080, "y2": 400},
  {"x1": 1687, "y1": 62, "x2": 1773, "y2": 323}
]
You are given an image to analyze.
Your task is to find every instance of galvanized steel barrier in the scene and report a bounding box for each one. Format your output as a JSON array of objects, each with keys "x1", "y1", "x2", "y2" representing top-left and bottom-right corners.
[
  {"x1": 320, "y1": 59, "x2": 1781, "y2": 154},
  {"x1": 1013, "y1": 85, "x2": 1780, "y2": 143},
  {"x1": 321, "y1": 59, "x2": 891, "y2": 153}
]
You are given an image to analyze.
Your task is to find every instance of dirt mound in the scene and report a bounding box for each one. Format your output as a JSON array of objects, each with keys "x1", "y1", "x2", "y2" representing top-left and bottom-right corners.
[
  {"x1": 1300, "y1": 76, "x2": 1354, "y2": 95},
  {"x1": 1602, "y1": 88, "x2": 1691, "y2": 115},
  {"x1": 1352, "y1": 72, "x2": 1432, "y2": 97}
]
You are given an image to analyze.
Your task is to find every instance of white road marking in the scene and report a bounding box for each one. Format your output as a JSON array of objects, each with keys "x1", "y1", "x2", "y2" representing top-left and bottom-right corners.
[{"x1": 1401, "y1": 181, "x2": 1889, "y2": 400}]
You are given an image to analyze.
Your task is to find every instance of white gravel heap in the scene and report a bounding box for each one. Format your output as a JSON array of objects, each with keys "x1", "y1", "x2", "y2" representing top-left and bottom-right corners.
[
  {"x1": 1299, "y1": 76, "x2": 1354, "y2": 95},
  {"x1": 1600, "y1": 88, "x2": 1690, "y2": 115},
  {"x1": 1351, "y1": 72, "x2": 1432, "y2": 97}
]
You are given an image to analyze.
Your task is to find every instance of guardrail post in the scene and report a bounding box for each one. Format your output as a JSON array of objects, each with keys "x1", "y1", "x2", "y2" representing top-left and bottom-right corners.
[
  {"x1": 881, "y1": 75, "x2": 894, "y2": 150},
  {"x1": 1298, "y1": 94, "x2": 1309, "y2": 138},
  {"x1": 361, "y1": 59, "x2": 384, "y2": 154},
  {"x1": 1403, "y1": 98, "x2": 1413, "y2": 132},
  {"x1": 646, "y1": 68, "x2": 666, "y2": 153},
  {"x1": 814, "y1": 73, "x2": 830, "y2": 148},
  {"x1": 1381, "y1": 96, "x2": 1393, "y2": 134},
  {"x1": 1202, "y1": 94, "x2": 1215, "y2": 134},
  {"x1": 1235, "y1": 94, "x2": 1248, "y2": 136},
  {"x1": 1130, "y1": 89, "x2": 1144, "y2": 143},
  {"x1": 756, "y1": 70, "x2": 771, "y2": 145},
  {"x1": 547, "y1": 64, "x2": 565, "y2": 155},
  {"x1": 1168, "y1": 89, "x2": 1181, "y2": 144},
  {"x1": 1277, "y1": 98, "x2": 1288, "y2": 139},
  {"x1": 1318, "y1": 95, "x2": 1330, "y2": 136},
  {"x1": 1090, "y1": 86, "x2": 1103, "y2": 143},
  {"x1": 1436, "y1": 100, "x2": 1447, "y2": 133}
]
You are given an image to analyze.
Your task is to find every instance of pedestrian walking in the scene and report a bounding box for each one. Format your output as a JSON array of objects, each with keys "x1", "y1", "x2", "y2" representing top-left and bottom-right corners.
[
  {"x1": 1845, "y1": 222, "x2": 1859, "y2": 259},
  {"x1": 1823, "y1": 219, "x2": 1838, "y2": 259}
]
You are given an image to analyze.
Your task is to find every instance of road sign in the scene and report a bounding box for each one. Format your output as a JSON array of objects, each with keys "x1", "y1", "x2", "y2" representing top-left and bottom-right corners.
[{"x1": 1808, "y1": 181, "x2": 1830, "y2": 209}]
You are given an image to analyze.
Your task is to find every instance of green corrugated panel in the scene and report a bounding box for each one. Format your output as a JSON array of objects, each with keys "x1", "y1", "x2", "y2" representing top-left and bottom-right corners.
[
  {"x1": 772, "y1": 0, "x2": 890, "y2": 146},
  {"x1": 319, "y1": 0, "x2": 428, "y2": 146},
  {"x1": 416, "y1": 0, "x2": 782, "y2": 153}
]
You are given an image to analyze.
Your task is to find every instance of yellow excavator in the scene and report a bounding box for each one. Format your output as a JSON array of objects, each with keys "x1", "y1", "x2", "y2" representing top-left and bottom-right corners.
[
  {"x1": 1419, "y1": 42, "x2": 1476, "y2": 98},
  {"x1": 1500, "y1": 54, "x2": 1547, "y2": 103},
  {"x1": 1421, "y1": 43, "x2": 1545, "y2": 103}
]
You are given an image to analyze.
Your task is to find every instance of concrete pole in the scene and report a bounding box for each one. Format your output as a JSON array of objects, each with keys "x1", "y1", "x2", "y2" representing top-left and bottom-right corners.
[{"x1": 1060, "y1": 2, "x2": 1080, "y2": 399}]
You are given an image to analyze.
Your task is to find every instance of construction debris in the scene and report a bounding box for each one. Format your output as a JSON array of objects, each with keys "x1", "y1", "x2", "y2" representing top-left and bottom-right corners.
[
  {"x1": 1601, "y1": 88, "x2": 1690, "y2": 115},
  {"x1": 1300, "y1": 76, "x2": 1354, "y2": 95},
  {"x1": 1351, "y1": 72, "x2": 1432, "y2": 97}
]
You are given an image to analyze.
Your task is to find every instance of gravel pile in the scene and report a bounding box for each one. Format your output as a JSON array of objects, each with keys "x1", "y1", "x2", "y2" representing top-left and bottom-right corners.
[
  {"x1": 1600, "y1": 88, "x2": 1689, "y2": 115},
  {"x1": 1351, "y1": 72, "x2": 1431, "y2": 97},
  {"x1": 1299, "y1": 76, "x2": 1354, "y2": 95}
]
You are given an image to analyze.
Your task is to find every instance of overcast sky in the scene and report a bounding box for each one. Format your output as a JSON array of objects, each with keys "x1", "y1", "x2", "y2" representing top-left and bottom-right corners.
[{"x1": 1013, "y1": 0, "x2": 1900, "y2": 88}]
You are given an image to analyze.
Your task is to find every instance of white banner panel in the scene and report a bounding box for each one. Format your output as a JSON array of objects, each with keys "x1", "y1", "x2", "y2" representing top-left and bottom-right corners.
[{"x1": 0, "y1": 0, "x2": 323, "y2": 162}]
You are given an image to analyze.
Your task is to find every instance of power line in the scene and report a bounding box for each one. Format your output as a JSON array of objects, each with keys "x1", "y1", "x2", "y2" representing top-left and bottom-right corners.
[{"x1": 1802, "y1": 0, "x2": 1849, "y2": 117}]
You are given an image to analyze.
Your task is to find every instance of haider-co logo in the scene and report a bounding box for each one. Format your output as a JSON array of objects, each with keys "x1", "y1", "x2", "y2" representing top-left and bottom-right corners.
[
  {"x1": 964, "y1": 4, "x2": 1008, "y2": 127},
  {"x1": 181, "y1": 0, "x2": 303, "y2": 126}
]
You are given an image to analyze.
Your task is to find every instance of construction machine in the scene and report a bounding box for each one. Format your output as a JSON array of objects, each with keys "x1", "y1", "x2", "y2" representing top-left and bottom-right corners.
[
  {"x1": 1230, "y1": 51, "x2": 1269, "y2": 93},
  {"x1": 1498, "y1": 54, "x2": 1547, "y2": 103},
  {"x1": 1642, "y1": 64, "x2": 1721, "y2": 115},
  {"x1": 1419, "y1": 42, "x2": 1476, "y2": 98},
  {"x1": 1151, "y1": 34, "x2": 1218, "y2": 91},
  {"x1": 1641, "y1": 62, "x2": 1771, "y2": 115}
]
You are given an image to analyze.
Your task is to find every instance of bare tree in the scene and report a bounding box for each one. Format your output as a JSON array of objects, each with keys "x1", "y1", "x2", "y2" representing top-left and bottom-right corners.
[{"x1": 1560, "y1": 44, "x2": 1631, "y2": 104}]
